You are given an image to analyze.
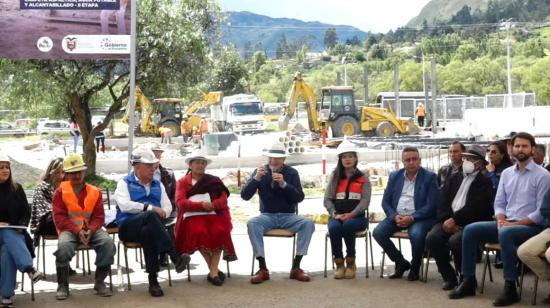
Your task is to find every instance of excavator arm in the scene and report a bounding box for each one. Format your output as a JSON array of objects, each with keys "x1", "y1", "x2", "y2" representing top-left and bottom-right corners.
[
  {"x1": 279, "y1": 72, "x2": 321, "y2": 132},
  {"x1": 121, "y1": 86, "x2": 156, "y2": 135},
  {"x1": 183, "y1": 91, "x2": 223, "y2": 116}
]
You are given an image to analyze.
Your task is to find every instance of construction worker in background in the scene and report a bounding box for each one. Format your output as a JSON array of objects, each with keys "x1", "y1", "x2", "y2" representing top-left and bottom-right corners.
[
  {"x1": 159, "y1": 126, "x2": 173, "y2": 145},
  {"x1": 180, "y1": 116, "x2": 192, "y2": 143},
  {"x1": 199, "y1": 116, "x2": 209, "y2": 138},
  {"x1": 416, "y1": 103, "x2": 426, "y2": 127}
]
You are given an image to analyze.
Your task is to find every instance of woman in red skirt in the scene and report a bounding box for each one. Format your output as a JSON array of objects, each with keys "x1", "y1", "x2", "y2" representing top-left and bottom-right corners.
[{"x1": 174, "y1": 155, "x2": 236, "y2": 286}]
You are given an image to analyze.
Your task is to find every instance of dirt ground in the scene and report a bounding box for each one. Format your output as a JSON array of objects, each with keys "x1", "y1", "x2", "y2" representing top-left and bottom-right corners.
[{"x1": 0, "y1": 0, "x2": 130, "y2": 59}]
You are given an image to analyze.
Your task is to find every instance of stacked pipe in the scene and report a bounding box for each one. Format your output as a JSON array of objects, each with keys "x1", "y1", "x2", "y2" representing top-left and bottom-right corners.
[{"x1": 278, "y1": 131, "x2": 305, "y2": 154}]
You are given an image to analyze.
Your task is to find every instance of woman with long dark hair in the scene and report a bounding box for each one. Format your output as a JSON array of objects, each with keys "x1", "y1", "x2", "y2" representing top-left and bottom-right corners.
[
  {"x1": 0, "y1": 153, "x2": 44, "y2": 307},
  {"x1": 30, "y1": 157, "x2": 64, "y2": 238},
  {"x1": 174, "y1": 156, "x2": 236, "y2": 286},
  {"x1": 486, "y1": 141, "x2": 513, "y2": 189},
  {"x1": 324, "y1": 140, "x2": 371, "y2": 279}
]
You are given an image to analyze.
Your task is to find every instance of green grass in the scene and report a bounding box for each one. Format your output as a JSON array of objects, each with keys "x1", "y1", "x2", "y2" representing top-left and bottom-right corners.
[{"x1": 85, "y1": 174, "x2": 117, "y2": 191}]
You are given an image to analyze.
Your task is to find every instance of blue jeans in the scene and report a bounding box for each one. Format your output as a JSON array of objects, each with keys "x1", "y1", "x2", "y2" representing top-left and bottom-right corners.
[
  {"x1": 0, "y1": 229, "x2": 33, "y2": 298},
  {"x1": 247, "y1": 213, "x2": 315, "y2": 258},
  {"x1": 461, "y1": 221, "x2": 543, "y2": 281},
  {"x1": 54, "y1": 229, "x2": 115, "y2": 268},
  {"x1": 328, "y1": 216, "x2": 368, "y2": 258},
  {"x1": 373, "y1": 217, "x2": 435, "y2": 271},
  {"x1": 72, "y1": 134, "x2": 79, "y2": 153}
]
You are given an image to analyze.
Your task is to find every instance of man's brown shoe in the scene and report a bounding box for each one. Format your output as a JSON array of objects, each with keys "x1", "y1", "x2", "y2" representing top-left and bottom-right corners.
[
  {"x1": 250, "y1": 269, "x2": 270, "y2": 284},
  {"x1": 289, "y1": 268, "x2": 310, "y2": 282}
]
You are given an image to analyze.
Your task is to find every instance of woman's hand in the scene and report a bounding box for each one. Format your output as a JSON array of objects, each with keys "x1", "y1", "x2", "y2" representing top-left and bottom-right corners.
[{"x1": 202, "y1": 201, "x2": 214, "y2": 211}]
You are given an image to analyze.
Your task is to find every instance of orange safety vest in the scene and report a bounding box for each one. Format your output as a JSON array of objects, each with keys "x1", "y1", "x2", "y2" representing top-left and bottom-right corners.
[
  {"x1": 58, "y1": 181, "x2": 100, "y2": 234},
  {"x1": 416, "y1": 105, "x2": 426, "y2": 117},
  {"x1": 199, "y1": 119, "x2": 209, "y2": 133},
  {"x1": 334, "y1": 176, "x2": 365, "y2": 214}
]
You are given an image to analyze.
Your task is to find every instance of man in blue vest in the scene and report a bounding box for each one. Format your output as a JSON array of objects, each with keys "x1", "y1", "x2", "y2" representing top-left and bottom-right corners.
[
  {"x1": 114, "y1": 147, "x2": 190, "y2": 297},
  {"x1": 373, "y1": 146, "x2": 439, "y2": 281}
]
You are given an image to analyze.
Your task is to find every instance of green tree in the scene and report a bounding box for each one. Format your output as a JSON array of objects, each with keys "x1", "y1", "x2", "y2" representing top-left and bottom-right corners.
[
  {"x1": 324, "y1": 28, "x2": 338, "y2": 49},
  {"x1": 209, "y1": 45, "x2": 249, "y2": 95},
  {"x1": 276, "y1": 34, "x2": 290, "y2": 59}
]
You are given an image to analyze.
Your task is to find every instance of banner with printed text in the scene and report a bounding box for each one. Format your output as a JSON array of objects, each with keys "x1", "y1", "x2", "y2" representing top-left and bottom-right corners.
[{"x1": 0, "y1": 0, "x2": 131, "y2": 59}]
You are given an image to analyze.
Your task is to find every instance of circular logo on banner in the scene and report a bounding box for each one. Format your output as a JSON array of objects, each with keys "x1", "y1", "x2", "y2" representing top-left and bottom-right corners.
[{"x1": 36, "y1": 37, "x2": 53, "y2": 53}]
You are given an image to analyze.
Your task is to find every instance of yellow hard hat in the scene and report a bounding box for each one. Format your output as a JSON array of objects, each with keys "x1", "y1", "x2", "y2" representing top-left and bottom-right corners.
[{"x1": 63, "y1": 153, "x2": 87, "y2": 173}]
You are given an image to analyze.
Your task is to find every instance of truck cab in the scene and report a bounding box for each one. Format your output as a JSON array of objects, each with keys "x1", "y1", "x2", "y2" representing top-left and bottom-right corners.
[{"x1": 219, "y1": 94, "x2": 266, "y2": 133}]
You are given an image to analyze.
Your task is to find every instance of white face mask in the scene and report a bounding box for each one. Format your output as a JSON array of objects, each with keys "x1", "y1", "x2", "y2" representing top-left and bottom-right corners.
[{"x1": 462, "y1": 160, "x2": 475, "y2": 175}]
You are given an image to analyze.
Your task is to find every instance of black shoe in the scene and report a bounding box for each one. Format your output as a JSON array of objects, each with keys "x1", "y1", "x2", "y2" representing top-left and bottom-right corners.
[
  {"x1": 494, "y1": 261, "x2": 503, "y2": 269},
  {"x1": 442, "y1": 280, "x2": 458, "y2": 291},
  {"x1": 207, "y1": 274, "x2": 223, "y2": 286},
  {"x1": 148, "y1": 274, "x2": 164, "y2": 297},
  {"x1": 407, "y1": 272, "x2": 420, "y2": 281},
  {"x1": 148, "y1": 284, "x2": 164, "y2": 297},
  {"x1": 69, "y1": 266, "x2": 77, "y2": 276},
  {"x1": 449, "y1": 276, "x2": 477, "y2": 299},
  {"x1": 218, "y1": 270, "x2": 226, "y2": 282},
  {"x1": 171, "y1": 253, "x2": 191, "y2": 273},
  {"x1": 389, "y1": 261, "x2": 411, "y2": 279},
  {"x1": 493, "y1": 281, "x2": 519, "y2": 306}
]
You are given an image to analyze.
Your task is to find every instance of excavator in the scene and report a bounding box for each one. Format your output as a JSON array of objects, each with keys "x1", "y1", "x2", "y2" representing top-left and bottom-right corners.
[
  {"x1": 182, "y1": 91, "x2": 223, "y2": 131},
  {"x1": 279, "y1": 72, "x2": 419, "y2": 137},
  {"x1": 122, "y1": 86, "x2": 185, "y2": 136}
]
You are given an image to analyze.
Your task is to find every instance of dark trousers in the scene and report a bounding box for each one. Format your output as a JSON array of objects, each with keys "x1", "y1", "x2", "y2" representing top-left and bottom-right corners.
[
  {"x1": 328, "y1": 217, "x2": 368, "y2": 258},
  {"x1": 417, "y1": 116, "x2": 425, "y2": 127},
  {"x1": 373, "y1": 217, "x2": 435, "y2": 273},
  {"x1": 118, "y1": 211, "x2": 176, "y2": 274},
  {"x1": 95, "y1": 137, "x2": 105, "y2": 153},
  {"x1": 425, "y1": 222, "x2": 463, "y2": 281}
]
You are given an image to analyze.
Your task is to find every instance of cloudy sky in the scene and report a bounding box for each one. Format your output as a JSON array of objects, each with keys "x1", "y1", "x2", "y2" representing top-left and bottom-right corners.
[{"x1": 218, "y1": 0, "x2": 432, "y2": 33}]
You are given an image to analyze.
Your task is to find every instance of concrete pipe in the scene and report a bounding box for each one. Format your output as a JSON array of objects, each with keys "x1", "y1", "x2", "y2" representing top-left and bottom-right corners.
[
  {"x1": 288, "y1": 141, "x2": 295, "y2": 147},
  {"x1": 290, "y1": 135, "x2": 297, "y2": 141},
  {"x1": 288, "y1": 147, "x2": 295, "y2": 154}
]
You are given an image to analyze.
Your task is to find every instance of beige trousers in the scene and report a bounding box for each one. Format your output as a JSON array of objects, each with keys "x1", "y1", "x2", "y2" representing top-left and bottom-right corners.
[{"x1": 518, "y1": 228, "x2": 550, "y2": 280}]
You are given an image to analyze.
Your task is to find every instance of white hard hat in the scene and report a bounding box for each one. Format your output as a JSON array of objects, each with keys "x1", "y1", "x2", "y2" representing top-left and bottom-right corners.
[
  {"x1": 185, "y1": 155, "x2": 212, "y2": 166},
  {"x1": 263, "y1": 142, "x2": 287, "y2": 158},
  {"x1": 148, "y1": 142, "x2": 164, "y2": 152},
  {"x1": 0, "y1": 152, "x2": 10, "y2": 164},
  {"x1": 131, "y1": 147, "x2": 159, "y2": 165},
  {"x1": 336, "y1": 139, "x2": 357, "y2": 156}
]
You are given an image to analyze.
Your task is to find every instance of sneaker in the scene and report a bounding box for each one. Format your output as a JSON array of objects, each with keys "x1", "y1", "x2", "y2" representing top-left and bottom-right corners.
[
  {"x1": 27, "y1": 269, "x2": 45, "y2": 284},
  {"x1": 1, "y1": 297, "x2": 13, "y2": 308}
]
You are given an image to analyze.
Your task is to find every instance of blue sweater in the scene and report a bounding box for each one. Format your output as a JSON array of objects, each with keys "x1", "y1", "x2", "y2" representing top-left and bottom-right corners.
[{"x1": 241, "y1": 164, "x2": 305, "y2": 214}]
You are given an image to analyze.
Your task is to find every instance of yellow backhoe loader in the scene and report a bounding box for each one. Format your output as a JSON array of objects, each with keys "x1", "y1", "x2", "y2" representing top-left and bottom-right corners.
[{"x1": 279, "y1": 72, "x2": 419, "y2": 137}]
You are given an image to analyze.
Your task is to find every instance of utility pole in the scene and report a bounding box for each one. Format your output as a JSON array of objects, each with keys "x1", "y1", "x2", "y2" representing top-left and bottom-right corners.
[
  {"x1": 363, "y1": 66, "x2": 369, "y2": 105},
  {"x1": 393, "y1": 64, "x2": 400, "y2": 117},
  {"x1": 505, "y1": 19, "x2": 514, "y2": 108},
  {"x1": 430, "y1": 58, "x2": 437, "y2": 134}
]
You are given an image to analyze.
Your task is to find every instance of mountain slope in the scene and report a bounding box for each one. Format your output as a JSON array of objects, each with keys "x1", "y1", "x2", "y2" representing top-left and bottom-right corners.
[
  {"x1": 222, "y1": 11, "x2": 366, "y2": 57},
  {"x1": 407, "y1": 0, "x2": 514, "y2": 27}
]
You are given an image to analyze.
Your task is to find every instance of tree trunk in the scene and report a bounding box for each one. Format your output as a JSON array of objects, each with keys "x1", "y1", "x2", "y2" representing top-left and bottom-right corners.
[{"x1": 68, "y1": 92, "x2": 97, "y2": 176}]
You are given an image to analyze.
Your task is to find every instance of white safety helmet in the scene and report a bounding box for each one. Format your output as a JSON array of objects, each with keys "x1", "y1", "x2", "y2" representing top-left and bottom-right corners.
[
  {"x1": 0, "y1": 152, "x2": 10, "y2": 164},
  {"x1": 336, "y1": 139, "x2": 357, "y2": 156},
  {"x1": 131, "y1": 147, "x2": 159, "y2": 165}
]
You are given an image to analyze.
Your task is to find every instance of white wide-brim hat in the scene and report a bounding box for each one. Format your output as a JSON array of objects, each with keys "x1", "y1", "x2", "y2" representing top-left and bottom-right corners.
[
  {"x1": 185, "y1": 155, "x2": 212, "y2": 166},
  {"x1": 263, "y1": 142, "x2": 288, "y2": 158}
]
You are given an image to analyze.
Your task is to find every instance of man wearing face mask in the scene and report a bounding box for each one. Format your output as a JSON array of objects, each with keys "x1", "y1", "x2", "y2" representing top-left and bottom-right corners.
[
  {"x1": 450, "y1": 132, "x2": 550, "y2": 306},
  {"x1": 426, "y1": 145, "x2": 495, "y2": 291}
]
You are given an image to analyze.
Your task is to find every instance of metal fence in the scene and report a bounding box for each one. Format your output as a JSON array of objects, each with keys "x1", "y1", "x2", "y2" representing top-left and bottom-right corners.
[{"x1": 381, "y1": 93, "x2": 536, "y2": 125}]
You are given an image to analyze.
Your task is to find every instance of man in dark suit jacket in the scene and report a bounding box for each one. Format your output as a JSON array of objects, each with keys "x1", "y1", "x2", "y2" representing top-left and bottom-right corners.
[
  {"x1": 373, "y1": 147, "x2": 439, "y2": 281},
  {"x1": 426, "y1": 145, "x2": 495, "y2": 291}
]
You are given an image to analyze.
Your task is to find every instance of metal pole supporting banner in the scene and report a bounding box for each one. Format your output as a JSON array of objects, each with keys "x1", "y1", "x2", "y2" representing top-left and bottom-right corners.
[{"x1": 127, "y1": 0, "x2": 137, "y2": 172}]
